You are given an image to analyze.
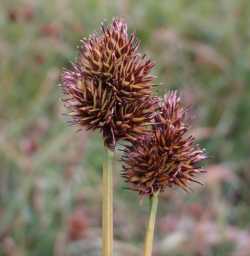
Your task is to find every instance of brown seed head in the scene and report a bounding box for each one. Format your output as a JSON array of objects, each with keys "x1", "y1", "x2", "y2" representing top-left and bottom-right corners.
[
  {"x1": 121, "y1": 91, "x2": 206, "y2": 196},
  {"x1": 61, "y1": 18, "x2": 155, "y2": 149},
  {"x1": 78, "y1": 19, "x2": 154, "y2": 102}
]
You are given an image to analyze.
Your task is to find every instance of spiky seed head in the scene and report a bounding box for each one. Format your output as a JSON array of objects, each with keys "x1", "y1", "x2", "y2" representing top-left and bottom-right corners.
[
  {"x1": 121, "y1": 91, "x2": 206, "y2": 196},
  {"x1": 78, "y1": 18, "x2": 154, "y2": 102},
  {"x1": 61, "y1": 18, "x2": 156, "y2": 150}
]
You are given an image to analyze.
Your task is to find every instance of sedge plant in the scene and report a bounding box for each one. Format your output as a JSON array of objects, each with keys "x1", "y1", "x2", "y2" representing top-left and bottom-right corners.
[{"x1": 61, "y1": 17, "x2": 206, "y2": 256}]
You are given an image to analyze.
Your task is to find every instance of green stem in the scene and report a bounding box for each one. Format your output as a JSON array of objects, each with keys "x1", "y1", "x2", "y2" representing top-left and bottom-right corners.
[
  {"x1": 102, "y1": 149, "x2": 114, "y2": 256},
  {"x1": 144, "y1": 192, "x2": 159, "y2": 256}
]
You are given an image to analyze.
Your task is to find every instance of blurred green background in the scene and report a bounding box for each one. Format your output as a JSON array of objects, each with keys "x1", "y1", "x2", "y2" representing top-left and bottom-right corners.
[{"x1": 0, "y1": 0, "x2": 250, "y2": 255}]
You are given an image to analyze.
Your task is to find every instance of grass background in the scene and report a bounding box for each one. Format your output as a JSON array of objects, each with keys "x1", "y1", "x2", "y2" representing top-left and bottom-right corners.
[{"x1": 0, "y1": 0, "x2": 250, "y2": 255}]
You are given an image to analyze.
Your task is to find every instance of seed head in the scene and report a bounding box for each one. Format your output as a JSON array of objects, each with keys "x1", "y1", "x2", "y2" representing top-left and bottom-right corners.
[
  {"x1": 121, "y1": 91, "x2": 206, "y2": 196},
  {"x1": 78, "y1": 18, "x2": 154, "y2": 102},
  {"x1": 61, "y1": 18, "x2": 155, "y2": 149}
]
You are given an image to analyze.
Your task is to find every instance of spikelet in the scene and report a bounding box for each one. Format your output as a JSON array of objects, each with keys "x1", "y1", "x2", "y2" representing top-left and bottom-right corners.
[
  {"x1": 121, "y1": 91, "x2": 206, "y2": 196},
  {"x1": 61, "y1": 18, "x2": 155, "y2": 150},
  {"x1": 78, "y1": 19, "x2": 154, "y2": 102}
]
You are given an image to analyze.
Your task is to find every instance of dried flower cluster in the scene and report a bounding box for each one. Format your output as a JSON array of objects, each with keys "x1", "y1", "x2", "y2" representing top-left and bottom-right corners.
[
  {"x1": 121, "y1": 92, "x2": 206, "y2": 196},
  {"x1": 61, "y1": 18, "x2": 156, "y2": 150},
  {"x1": 61, "y1": 18, "x2": 206, "y2": 195}
]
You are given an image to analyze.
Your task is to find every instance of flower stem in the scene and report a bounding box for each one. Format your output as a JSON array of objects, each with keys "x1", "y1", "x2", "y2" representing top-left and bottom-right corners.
[
  {"x1": 144, "y1": 192, "x2": 159, "y2": 256},
  {"x1": 102, "y1": 149, "x2": 114, "y2": 256}
]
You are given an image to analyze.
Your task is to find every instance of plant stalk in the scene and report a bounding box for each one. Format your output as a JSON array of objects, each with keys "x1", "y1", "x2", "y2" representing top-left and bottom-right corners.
[
  {"x1": 102, "y1": 149, "x2": 114, "y2": 256},
  {"x1": 144, "y1": 192, "x2": 159, "y2": 256}
]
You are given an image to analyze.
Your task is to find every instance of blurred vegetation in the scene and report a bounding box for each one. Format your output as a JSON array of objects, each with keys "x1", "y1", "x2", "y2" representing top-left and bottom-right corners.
[{"x1": 0, "y1": 0, "x2": 250, "y2": 255}]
